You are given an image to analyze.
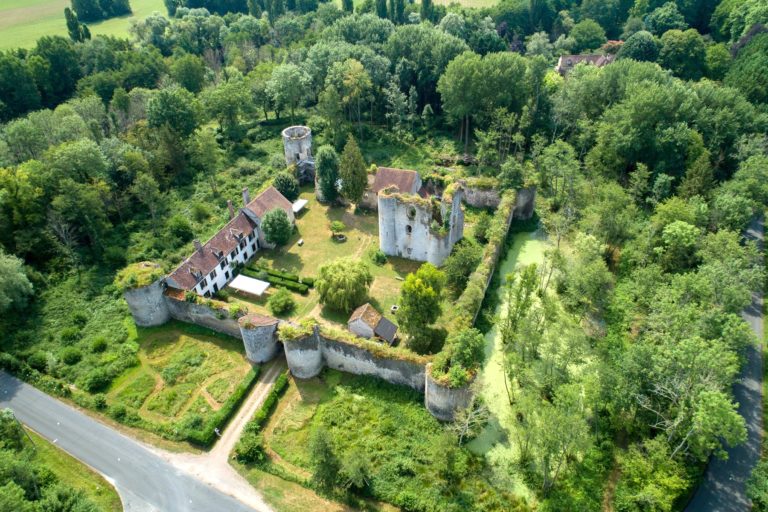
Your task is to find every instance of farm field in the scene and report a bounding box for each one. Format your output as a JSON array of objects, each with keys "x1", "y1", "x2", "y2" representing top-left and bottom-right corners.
[{"x1": 0, "y1": 0, "x2": 164, "y2": 50}]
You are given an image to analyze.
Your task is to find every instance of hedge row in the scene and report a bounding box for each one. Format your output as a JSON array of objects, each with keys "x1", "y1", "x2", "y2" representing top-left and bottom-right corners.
[
  {"x1": 250, "y1": 265, "x2": 315, "y2": 287},
  {"x1": 241, "y1": 268, "x2": 310, "y2": 294},
  {"x1": 234, "y1": 369, "x2": 290, "y2": 464},
  {"x1": 446, "y1": 191, "x2": 517, "y2": 334},
  {"x1": 185, "y1": 367, "x2": 261, "y2": 446}
]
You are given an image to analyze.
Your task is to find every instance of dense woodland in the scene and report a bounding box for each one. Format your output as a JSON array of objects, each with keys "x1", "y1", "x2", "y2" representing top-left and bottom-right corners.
[{"x1": 1, "y1": 0, "x2": 767, "y2": 509}]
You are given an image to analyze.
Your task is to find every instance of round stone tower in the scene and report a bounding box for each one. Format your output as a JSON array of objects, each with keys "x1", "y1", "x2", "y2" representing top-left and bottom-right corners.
[
  {"x1": 123, "y1": 279, "x2": 171, "y2": 327},
  {"x1": 238, "y1": 314, "x2": 280, "y2": 363},
  {"x1": 282, "y1": 125, "x2": 312, "y2": 166}
]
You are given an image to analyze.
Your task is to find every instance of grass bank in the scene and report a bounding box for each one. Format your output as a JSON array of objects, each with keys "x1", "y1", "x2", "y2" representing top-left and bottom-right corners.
[{"x1": 26, "y1": 428, "x2": 123, "y2": 511}]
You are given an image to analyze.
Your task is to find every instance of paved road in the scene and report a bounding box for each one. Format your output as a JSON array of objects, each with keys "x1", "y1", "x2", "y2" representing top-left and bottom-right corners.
[
  {"x1": 0, "y1": 371, "x2": 262, "y2": 512},
  {"x1": 685, "y1": 215, "x2": 764, "y2": 512}
]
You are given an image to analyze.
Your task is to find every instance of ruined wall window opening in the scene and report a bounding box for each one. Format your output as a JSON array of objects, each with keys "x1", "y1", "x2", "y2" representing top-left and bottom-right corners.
[
  {"x1": 407, "y1": 206, "x2": 416, "y2": 220},
  {"x1": 406, "y1": 225, "x2": 412, "y2": 235}
]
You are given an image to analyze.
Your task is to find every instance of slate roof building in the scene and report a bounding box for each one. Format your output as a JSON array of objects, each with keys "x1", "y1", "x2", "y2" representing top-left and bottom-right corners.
[
  {"x1": 348, "y1": 303, "x2": 398, "y2": 345},
  {"x1": 166, "y1": 186, "x2": 294, "y2": 297}
]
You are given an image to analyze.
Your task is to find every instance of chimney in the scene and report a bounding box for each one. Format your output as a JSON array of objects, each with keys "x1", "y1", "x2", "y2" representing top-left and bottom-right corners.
[
  {"x1": 242, "y1": 187, "x2": 250, "y2": 206},
  {"x1": 227, "y1": 199, "x2": 234, "y2": 220},
  {"x1": 193, "y1": 239, "x2": 203, "y2": 253}
]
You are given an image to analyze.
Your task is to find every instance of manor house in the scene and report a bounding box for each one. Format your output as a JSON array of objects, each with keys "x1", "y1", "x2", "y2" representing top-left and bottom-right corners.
[{"x1": 166, "y1": 185, "x2": 294, "y2": 298}]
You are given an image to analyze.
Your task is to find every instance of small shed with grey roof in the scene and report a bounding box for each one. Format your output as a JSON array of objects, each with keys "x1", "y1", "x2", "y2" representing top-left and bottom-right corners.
[{"x1": 348, "y1": 303, "x2": 398, "y2": 345}]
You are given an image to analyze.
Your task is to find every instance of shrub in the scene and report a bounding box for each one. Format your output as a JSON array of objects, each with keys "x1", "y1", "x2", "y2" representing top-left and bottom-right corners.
[
  {"x1": 60, "y1": 327, "x2": 81, "y2": 345},
  {"x1": 235, "y1": 433, "x2": 266, "y2": 463},
  {"x1": 229, "y1": 303, "x2": 244, "y2": 319},
  {"x1": 92, "y1": 394, "x2": 107, "y2": 410},
  {"x1": 185, "y1": 291, "x2": 198, "y2": 302},
  {"x1": 27, "y1": 351, "x2": 48, "y2": 372},
  {"x1": 369, "y1": 248, "x2": 387, "y2": 265},
  {"x1": 330, "y1": 220, "x2": 346, "y2": 235},
  {"x1": 81, "y1": 368, "x2": 112, "y2": 393},
  {"x1": 108, "y1": 403, "x2": 127, "y2": 420},
  {"x1": 60, "y1": 347, "x2": 82, "y2": 365},
  {"x1": 273, "y1": 172, "x2": 300, "y2": 201},
  {"x1": 167, "y1": 214, "x2": 195, "y2": 242},
  {"x1": 268, "y1": 288, "x2": 296, "y2": 316},
  {"x1": 90, "y1": 336, "x2": 108, "y2": 353},
  {"x1": 0, "y1": 353, "x2": 21, "y2": 372},
  {"x1": 191, "y1": 202, "x2": 210, "y2": 222},
  {"x1": 71, "y1": 311, "x2": 88, "y2": 328},
  {"x1": 749, "y1": 459, "x2": 768, "y2": 511}
]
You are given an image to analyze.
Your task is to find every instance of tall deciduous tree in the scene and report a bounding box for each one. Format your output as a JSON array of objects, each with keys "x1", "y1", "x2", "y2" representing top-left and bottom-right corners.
[
  {"x1": 316, "y1": 257, "x2": 373, "y2": 312},
  {"x1": 261, "y1": 208, "x2": 293, "y2": 246},
  {"x1": 266, "y1": 63, "x2": 310, "y2": 119},
  {"x1": 398, "y1": 263, "x2": 446, "y2": 354},
  {"x1": 0, "y1": 251, "x2": 33, "y2": 314}
]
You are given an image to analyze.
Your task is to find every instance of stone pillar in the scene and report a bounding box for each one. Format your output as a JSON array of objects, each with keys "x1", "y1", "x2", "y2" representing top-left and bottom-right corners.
[
  {"x1": 123, "y1": 279, "x2": 171, "y2": 327},
  {"x1": 238, "y1": 314, "x2": 279, "y2": 363},
  {"x1": 424, "y1": 364, "x2": 472, "y2": 421},
  {"x1": 283, "y1": 326, "x2": 324, "y2": 379}
]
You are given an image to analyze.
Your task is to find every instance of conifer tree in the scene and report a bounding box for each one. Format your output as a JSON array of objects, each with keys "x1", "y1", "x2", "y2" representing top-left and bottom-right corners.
[{"x1": 339, "y1": 135, "x2": 367, "y2": 204}]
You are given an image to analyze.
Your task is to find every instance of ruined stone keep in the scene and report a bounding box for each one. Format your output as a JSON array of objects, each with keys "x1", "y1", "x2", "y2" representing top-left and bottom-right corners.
[{"x1": 378, "y1": 186, "x2": 465, "y2": 266}]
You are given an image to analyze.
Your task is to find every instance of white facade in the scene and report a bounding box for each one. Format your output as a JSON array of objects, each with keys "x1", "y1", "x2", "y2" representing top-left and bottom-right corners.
[{"x1": 195, "y1": 232, "x2": 260, "y2": 297}]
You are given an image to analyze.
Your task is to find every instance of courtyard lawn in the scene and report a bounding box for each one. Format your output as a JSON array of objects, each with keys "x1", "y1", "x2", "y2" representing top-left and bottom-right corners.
[
  {"x1": 260, "y1": 370, "x2": 525, "y2": 511},
  {"x1": 26, "y1": 429, "x2": 123, "y2": 512},
  {"x1": 230, "y1": 187, "x2": 421, "y2": 327},
  {"x1": 108, "y1": 321, "x2": 253, "y2": 427},
  {"x1": 0, "y1": 0, "x2": 165, "y2": 50}
]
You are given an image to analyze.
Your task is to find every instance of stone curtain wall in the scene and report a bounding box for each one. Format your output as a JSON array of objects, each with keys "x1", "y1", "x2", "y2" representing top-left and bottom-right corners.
[
  {"x1": 122, "y1": 186, "x2": 537, "y2": 420},
  {"x1": 164, "y1": 294, "x2": 242, "y2": 339}
]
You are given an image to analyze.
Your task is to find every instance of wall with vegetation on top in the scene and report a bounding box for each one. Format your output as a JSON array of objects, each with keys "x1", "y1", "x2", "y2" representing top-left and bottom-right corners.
[{"x1": 164, "y1": 293, "x2": 243, "y2": 339}]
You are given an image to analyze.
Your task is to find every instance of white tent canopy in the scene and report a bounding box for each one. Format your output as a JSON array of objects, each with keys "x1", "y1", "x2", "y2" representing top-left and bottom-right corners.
[
  {"x1": 228, "y1": 274, "x2": 270, "y2": 297},
  {"x1": 292, "y1": 199, "x2": 308, "y2": 214}
]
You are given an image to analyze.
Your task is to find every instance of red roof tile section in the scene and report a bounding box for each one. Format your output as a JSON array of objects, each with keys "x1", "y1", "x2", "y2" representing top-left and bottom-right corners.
[
  {"x1": 167, "y1": 212, "x2": 255, "y2": 290},
  {"x1": 372, "y1": 168, "x2": 419, "y2": 195},
  {"x1": 245, "y1": 186, "x2": 293, "y2": 218}
]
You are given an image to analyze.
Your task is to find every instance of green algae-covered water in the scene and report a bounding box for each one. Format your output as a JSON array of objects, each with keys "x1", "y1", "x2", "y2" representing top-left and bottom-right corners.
[{"x1": 467, "y1": 228, "x2": 550, "y2": 498}]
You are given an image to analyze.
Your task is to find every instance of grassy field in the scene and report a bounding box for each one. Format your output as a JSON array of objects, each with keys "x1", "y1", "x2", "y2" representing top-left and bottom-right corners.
[
  {"x1": 26, "y1": 429, "x2": 123, "y2": 511},
  {"x1": 258, "y1": 369, "x2": 524, "y2": 511},
  {"x1": 226, "y1": 186, "x2": 421, "y2": 326},
  {"x1": 107, "y1": 321, "x2": 253, "y2": 426},
  {"x1": 0, "y1": 0, "x2": 165, "y2": 50}
]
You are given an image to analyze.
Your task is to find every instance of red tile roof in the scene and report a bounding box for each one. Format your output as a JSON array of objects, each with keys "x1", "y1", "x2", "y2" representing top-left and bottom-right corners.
[
  {"x1": 372, "y1": 168, "x2": 419, "y2": 195},
  {"x1": 245, "y1": 186, "x2": 293, "y2": 218},
  {"x1": 167, "y1": 211, "x2": 256, "y2": 290}
]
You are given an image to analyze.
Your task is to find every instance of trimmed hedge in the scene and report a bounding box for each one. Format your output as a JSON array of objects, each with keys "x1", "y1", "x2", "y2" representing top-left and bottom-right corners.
[
  {"x1": 184, "y1": 366, "x2": 261, "y2": 446},
  {"x1": 235, "y1": 370, "x2": 290, "y2": 463},
  {"x1": 242, "y1": 268, "x2": 310, "y2": 294},
  {"x1": 249, "y1": 264, "x2": 315, "y2": 289}
]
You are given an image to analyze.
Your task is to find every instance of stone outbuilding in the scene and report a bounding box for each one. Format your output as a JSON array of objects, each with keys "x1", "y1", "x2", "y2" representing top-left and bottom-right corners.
[{"x1": 348, "y1": 303, "x2": 398, "y2": 345}]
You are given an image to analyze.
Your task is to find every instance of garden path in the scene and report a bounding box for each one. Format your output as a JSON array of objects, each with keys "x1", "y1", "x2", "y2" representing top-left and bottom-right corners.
[{"x1": 149, "y1": 358, "x2": 286, "y2": 510}]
